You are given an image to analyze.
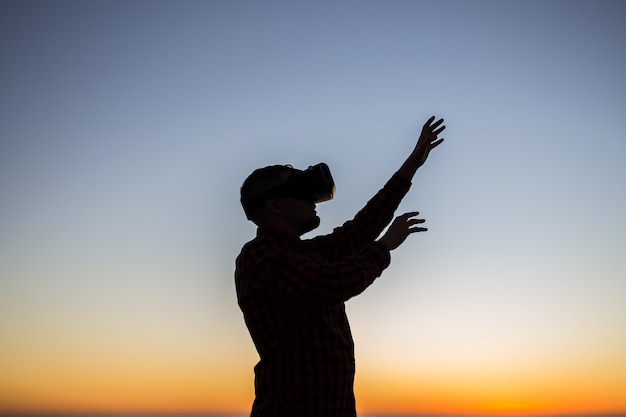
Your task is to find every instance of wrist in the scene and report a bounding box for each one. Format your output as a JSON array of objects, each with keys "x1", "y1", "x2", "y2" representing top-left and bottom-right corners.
[
  {"x1": 397, "y1": 158, "x2": 420, "y2": 182},
  {"x1": 376, "y1": 237, "x2": 392, "y2": 252}
]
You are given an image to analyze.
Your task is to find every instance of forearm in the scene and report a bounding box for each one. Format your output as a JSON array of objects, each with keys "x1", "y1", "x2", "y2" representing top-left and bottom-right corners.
[
  {"x1": 276, "y1": 242, "x2": 391, "y2": 306},
  {"x1": 308, "y1": 172, "x2": 411, "y2": 259},
  {"x1": 396, "y1": 152, "x2": 423, "y2": 183}
]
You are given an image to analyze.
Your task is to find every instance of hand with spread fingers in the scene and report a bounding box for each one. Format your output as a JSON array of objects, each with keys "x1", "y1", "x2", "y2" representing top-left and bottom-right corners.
[
  {"x1": 378, "y1": 211, "x2": 428, "y2": 251},
  {"x1": 397, "y1": 116, "x2": 446, "y2": 181},
  {"x1": 413, "y1": 116, "x2": 445, "y2": 167}
]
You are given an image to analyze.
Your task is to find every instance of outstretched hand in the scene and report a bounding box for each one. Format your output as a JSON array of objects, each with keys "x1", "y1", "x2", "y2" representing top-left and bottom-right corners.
[
  {"x1": 413, "y1": 116, "x2": 445, "y2": 168},
  {"x1": 378, "y1": 212, "x2": 427, "y2": 251},
  {"x1": 396, "y1": 116, "x2": 446, "y2": 181}
]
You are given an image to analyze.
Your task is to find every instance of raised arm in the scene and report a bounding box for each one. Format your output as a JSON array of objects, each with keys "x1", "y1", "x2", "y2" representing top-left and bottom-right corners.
[
  {"x1": 306, "y1": 116, "x2": 445, "y2": 259},
  {"x1": 378, "y1": 117, "x2": 446, "y2": 250}
]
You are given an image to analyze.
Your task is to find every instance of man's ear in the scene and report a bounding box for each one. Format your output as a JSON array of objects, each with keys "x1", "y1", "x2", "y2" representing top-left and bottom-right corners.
[{"x1": 264, "y1": 198, "x2": 282, "y2": 216}]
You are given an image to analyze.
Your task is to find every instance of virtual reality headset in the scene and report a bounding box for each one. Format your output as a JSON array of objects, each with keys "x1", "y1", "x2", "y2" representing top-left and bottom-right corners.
[{"x1": 242, "y1": 163, "x2": 336, "y2": 220}]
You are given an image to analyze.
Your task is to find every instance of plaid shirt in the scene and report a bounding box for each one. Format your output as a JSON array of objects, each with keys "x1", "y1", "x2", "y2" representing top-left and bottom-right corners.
[{"x1": 235, "y1": 173, "x2": 411, "y2": 417}]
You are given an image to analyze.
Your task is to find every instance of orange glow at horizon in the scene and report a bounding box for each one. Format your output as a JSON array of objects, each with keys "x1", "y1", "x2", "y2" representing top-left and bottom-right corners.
[
  {"x1": 1, "y1": 368, "x2": 253, "y2": 415},
  {"x1": 3, "y1": 359, "x2": 626, "y2": 416},
  {"x1": 0, "y1": 347, "x2": 254, "y2": 415},
  {"x1": 352, "y1": 365, "x2": 626, "y2": 416}
]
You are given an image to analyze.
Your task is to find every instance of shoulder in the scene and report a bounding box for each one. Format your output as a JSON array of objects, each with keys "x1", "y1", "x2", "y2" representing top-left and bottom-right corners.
[
  {"x1": 238, "y1": 233, "x2": 283, "y2": 257},
  {"x1": 235, "y1": 234, "x2": 298, "y2": 297},
  {"x1": 236, "y1": 234, "x2": 293, "y2": 273}
]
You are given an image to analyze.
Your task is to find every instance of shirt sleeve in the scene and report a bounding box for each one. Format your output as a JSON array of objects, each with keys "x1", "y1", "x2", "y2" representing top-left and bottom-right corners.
[
  {"x1": 305, "y1": 172, "x2": 411, "y2": 261},
  {"x1": 241, "y1": 237, "x2": 391, "y2": 307}
]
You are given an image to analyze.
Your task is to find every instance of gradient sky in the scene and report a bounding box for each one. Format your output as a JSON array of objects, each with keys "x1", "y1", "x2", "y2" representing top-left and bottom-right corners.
[{"x1": 1, "y1": 0, "x2": 625, "y2": 415}]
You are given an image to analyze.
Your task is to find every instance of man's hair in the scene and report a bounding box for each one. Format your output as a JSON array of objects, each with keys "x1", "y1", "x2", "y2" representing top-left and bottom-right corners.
[{"x1": 240, "y1": 165, "x2": 297, "y2": 223}]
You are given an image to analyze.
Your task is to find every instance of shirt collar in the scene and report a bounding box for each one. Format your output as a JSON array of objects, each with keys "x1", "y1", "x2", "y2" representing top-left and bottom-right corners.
[{"x1": 257, "y1": 226, "x2": 301, "y2": 242}]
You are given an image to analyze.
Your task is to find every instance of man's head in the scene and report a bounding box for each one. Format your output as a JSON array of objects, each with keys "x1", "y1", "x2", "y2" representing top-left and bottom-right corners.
[{"x1": 240, "y1": 163, "x2": 335, "y2": 236}]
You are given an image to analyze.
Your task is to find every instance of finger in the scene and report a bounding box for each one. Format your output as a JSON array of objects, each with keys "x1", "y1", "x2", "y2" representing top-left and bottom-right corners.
[
  {"x1": 430, "y1": 118, "x2": 444, "y2": 130},
  {"x1": 430, "y1": 138, "x2": 444, "y2": 148},
  {"x1": 406, "y1": 218, "x2": 426, "y2": 226},
  {"x1": 408, "y1": 226, "x2": 428, "y2": 233},
  {"x1": 433, "y1": 124, "x2": 446, "y2": 135},
  {"x1": 398, "y1": 211, "x2": 420, "y2": 221},
  {"x1": 425, "y1": 116, "x2": 436, "y2": 126}
]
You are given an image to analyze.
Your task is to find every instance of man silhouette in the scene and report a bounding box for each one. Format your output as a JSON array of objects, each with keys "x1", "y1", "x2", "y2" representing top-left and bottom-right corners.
[{"x1": 235, "y1": 116, "x2": 445, "y2": 417}]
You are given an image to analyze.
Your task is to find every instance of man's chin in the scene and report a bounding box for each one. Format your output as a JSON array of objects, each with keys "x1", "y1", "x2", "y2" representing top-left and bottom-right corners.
[{"x1": 301, "y1": 216, "x2": 321, "y2": 234}]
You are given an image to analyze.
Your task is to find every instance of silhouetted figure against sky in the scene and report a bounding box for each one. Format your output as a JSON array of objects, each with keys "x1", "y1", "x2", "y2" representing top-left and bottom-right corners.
[{"x1": 235, "y1": 116, "x2": 445, "y2": 417}]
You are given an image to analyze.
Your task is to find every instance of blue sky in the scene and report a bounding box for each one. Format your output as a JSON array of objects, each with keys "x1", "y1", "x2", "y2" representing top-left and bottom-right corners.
[{"x1": 1, "y1": 1, "x2": 625, "y2": 414}]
